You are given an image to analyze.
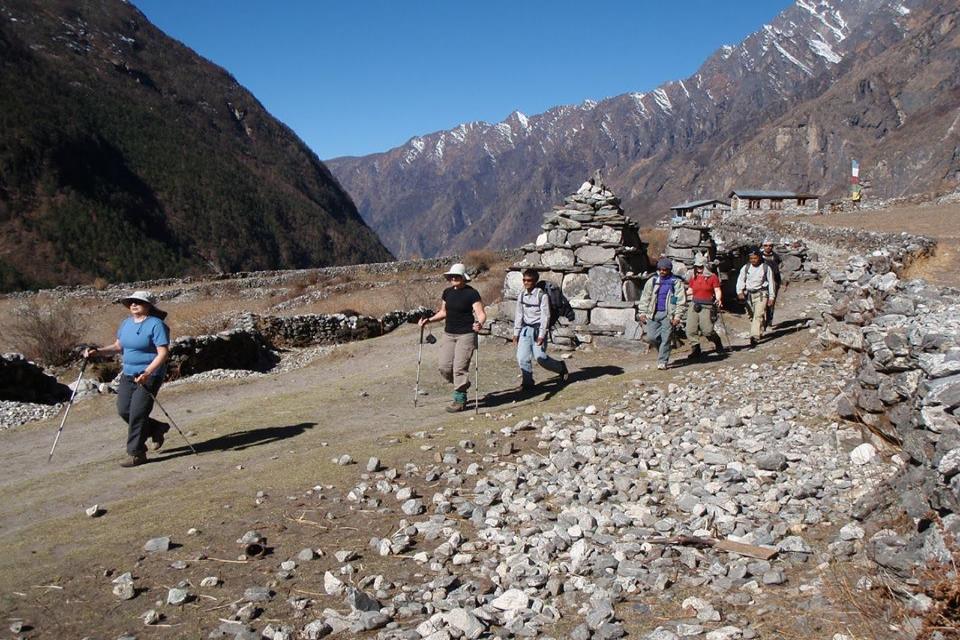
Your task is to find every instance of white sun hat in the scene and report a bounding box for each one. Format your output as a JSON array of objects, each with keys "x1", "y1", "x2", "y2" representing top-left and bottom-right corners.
[
  {"x1": 118, "y1": 290, "x2": 167, "y2": 319},
  {"x1": 443, "y1": 263, "x2": 471, "y2": 281}
]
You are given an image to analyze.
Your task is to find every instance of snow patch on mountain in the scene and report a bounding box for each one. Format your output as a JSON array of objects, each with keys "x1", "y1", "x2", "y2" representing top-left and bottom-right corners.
[
  {"x1": 809, "y1": 37, "x2": 842, "y2": 63},
  {"x1": 653, "y1": 88, "x2": 673, "y2": 112},
  {"x1": 774, "y1": 40, "x2": 813, "y2": 75},
  {"x1": 795, "y1": 0, "x2": 847, "y2": 42},
  {"x1": 403, "y1": 137, "x2": 425, "y2": 165}
]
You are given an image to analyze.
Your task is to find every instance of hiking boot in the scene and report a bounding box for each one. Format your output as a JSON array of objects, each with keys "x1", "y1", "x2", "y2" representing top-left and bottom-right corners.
[
  {"x1": 689, "y1": 345, "x2": 702, "y2": 359},
  {"x1": 521, "y1": 382, "x2": 536, "y2": 392},
  {"x1": 657, "y1": 362, "x2": 667, "y2": 370},
  {"x1": 445, "y1": 401, "x2": 466, "y2": 413},
  {"x1": 120, "y1": 453, "x2": 147, "y2": 468},
  {"x1": 147, "y1": 421, "x2": 169, "y2": 451},
  {"x1": 749, "y1": 337, "x2": 758, "y2": 348},
  {"x1": 558, "y1": 362, "x2": 569, "y2": 383}
]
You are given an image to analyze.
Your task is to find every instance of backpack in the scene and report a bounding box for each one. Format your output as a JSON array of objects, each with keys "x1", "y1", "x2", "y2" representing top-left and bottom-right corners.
[
  {"x1": 535, "y1": 281, "x2": 575, "y2": 330},
  {"x1": 739, "y1": 262, "x2": 772, "y2": 290}
]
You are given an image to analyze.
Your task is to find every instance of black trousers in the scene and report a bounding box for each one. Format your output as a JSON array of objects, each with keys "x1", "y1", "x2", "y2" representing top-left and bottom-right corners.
[{"x1": 117, "y1": 374, "x2": 165, "y2": 455}]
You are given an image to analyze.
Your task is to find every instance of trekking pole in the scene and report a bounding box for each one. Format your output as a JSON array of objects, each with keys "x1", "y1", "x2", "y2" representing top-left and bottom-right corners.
[
  {"x1": 47, "y1": 358, "x2": 89, "y2": 462},
  {"x1": 138, "y1": 384, "x2": 199, "y2": 456},
  {"x1": 716, "y1": 308, "x2": 730, "y2": 350},
  {"x1": 414, "y1": 325, "x2": 424, "y2": 407},
  {"x1": 474, "y1": 333, "x2": 480, "y2": 415}
]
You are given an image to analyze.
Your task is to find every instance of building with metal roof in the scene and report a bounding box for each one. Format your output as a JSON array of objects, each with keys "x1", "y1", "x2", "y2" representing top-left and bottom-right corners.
[{"x1": 728, "y1": 189, "x2": 819, "y2": 215}]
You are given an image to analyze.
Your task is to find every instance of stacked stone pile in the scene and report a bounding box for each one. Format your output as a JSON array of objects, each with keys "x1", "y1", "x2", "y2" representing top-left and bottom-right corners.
[
  {"x1": 664, "y1": 222, "x2": 714, "y2": 268},
  {"x1": 232, "y1": 307, "x2": 430, "y2": 350},
  {"x1": 818, "y1": 251, "x2": 960, "y2": 578},
  {"x1": 168, "y1": 330, "x2": 278, "y2": 378},
  {"x1": 494, "y1": 179, "x2": 649, "y2": 348}
]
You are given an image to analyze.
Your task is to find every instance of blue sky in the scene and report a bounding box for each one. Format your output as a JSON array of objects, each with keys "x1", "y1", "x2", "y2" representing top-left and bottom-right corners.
[{"x1": 132, "y1": 1, "x2": 789, "y2": 160}]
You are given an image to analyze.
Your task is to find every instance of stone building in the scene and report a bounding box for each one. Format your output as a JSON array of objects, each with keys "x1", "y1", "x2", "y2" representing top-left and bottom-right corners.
[
  {"x1": 491, "y1": 179, "x2": 649, "y2": 348},
  {"x1": 669, "y1": 198, "x2": 731, "y2": 224},
  {"x1": 728, "y1": 190, "x2": 819, "y2": 215}
]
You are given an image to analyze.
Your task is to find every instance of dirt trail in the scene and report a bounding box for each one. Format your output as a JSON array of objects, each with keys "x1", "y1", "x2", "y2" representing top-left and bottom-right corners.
[{"x1": 0, "y1": 285, "x2": 819, "y2": 609}]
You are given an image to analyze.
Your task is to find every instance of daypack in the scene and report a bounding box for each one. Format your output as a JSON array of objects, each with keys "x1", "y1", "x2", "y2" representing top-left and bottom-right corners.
[
  {"x1": 535, "y1": 281, "x2": 575, "y2": 330},
  {"x1": 739, "y1": 262, "x2": 773, "y2": 291}
]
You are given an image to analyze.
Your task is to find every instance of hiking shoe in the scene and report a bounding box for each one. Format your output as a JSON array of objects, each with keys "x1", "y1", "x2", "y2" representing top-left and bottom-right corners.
[
  {"x1": 521, "y1": 382, "x2": 536, "y2": 392},
  {"x1": 558, "y1": 362, "x2": 569, "y2": 383},
  {"x1": 749, "y1": 337, "x2": 758, "y2": 348},
  {"x1": 657, "y1": 362, "x2": 667, "y2": 370},
  {"x1": 147, "y1": 422, "x2": 170, "y2": 451},
  {"x1": 445, "y1": 401, "x2": 466, "y2": 413},
  {"x1": 120, "y1": 453, "x2": 146, "y2": 468},
  {"x1": 689, "y1": 345, "x2": 702, "y2": 359}
]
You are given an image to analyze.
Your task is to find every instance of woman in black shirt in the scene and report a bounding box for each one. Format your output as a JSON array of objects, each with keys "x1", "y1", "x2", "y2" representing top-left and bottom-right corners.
[{"x1": 418, "y1": 263, "x2": 487, "y2": 412}]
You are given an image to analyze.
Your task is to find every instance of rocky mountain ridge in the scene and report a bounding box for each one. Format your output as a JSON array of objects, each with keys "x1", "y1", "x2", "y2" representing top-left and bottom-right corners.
[
  {"x1": 328, "y1": 0, "x2": 960, "y2": 259},
  {"x1": 0, "y1": 0, "x2": 392, "y2": 291}
]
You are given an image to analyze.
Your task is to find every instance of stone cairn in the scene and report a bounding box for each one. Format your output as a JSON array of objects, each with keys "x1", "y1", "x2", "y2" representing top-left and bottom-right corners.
[
  {"x1": 664, "y1": 222, "x2": 715, "y2": 270},
  {"x1": 492, "y1": 177, "x2": 649, "y2": 348}
]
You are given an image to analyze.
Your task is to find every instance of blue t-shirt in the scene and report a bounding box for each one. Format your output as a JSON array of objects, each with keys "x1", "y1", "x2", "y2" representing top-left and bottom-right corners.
[
  {"x1": 117, "y1": 316, "x2": 170, "y2": 376},
  {"x1": 655, "y1": 276, "x2": 675, "y2": 312}
]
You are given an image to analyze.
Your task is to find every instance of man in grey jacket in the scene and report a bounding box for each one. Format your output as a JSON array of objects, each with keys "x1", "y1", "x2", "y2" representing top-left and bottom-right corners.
[
  {"x1": 638, "y1": 258, "x2": 688, "y2": 369},
  {"x1": 513, "y1": 269, "x2": 568, "y2": 390},
  {"x1": 736, "y1": 248, "x2": 776, "y2": 347}
]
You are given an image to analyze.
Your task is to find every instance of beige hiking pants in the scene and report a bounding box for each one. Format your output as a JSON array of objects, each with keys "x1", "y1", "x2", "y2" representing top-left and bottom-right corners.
[
  {"x1": 686, "y1": 303, "x2": 721, "y2": 348},
  {"x1": 747, "y1": 291, "x2": 768, "y2": 338},
  {"x1": 438, "y1": 332, "x2": 476, "y2": 392}
]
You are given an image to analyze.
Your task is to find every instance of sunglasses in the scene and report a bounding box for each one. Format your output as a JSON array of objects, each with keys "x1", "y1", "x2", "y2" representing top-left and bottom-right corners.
[
  {"x1": 522, "y1": 278, "x2": 536, "y2": 282},
  {"x1": 446, "y1": 274, "x2": 463, "y2": 280}
]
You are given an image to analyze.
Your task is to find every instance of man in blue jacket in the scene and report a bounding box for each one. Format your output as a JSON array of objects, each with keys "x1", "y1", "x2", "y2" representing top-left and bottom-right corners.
[{"x1": 638, "y1": 259, "x2": 688, "y2": 369}]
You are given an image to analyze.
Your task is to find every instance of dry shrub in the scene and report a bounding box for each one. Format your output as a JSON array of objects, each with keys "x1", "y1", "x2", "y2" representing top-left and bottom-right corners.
[
  {"x1": 463, "y1": 249, "x2": 499, "y2": 276},
  {"x1": 92, "y1": 277, "x2": 109, "y2": 291},
  {"x1": 170, "y1": 306, "x2": 233, "y2": 337},
  {"x1": 1, "y1": 298, "x2": 88, "y2": 365},
  {"x1": 918, "y1": 522, "x2": 960, "y2": 639}
]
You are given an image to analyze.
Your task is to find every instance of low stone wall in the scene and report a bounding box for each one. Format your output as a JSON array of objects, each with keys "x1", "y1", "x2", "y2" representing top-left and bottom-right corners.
[
  {"x1": 779, "y1": 220, "x2": 936, "y2": 270},
  {"x1": 0, "y1": 354, "x2": 69, "y2": 403},
  {"x1": 168, "y1": 330, "x2": 278, "y2": 378},
  {"x1": 814, "y1": 234, "x2": 960, "y2": 578}
]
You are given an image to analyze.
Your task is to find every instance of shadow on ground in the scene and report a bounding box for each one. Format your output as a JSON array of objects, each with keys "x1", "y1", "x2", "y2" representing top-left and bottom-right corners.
[
  {"x1": 158, "y1": 422, "x2": 317, "y2": 460},
  {"x1": 476, "y1": 365, "x2": 625, "y2": 409}
]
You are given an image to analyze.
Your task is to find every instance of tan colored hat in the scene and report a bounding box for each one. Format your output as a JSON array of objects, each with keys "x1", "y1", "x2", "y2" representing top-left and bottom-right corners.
[{"x1": 443, "y1": 263, "x2": 471, "y2": 281}]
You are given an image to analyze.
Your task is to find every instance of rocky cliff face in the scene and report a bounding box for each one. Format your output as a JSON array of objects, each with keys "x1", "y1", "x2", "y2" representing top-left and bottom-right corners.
[
  {"x1": 0, "y1": 0, "x2": 393, "y2": 291},
  {"x1": 328, "y1": 0, "x2": 959, "y2": 259}
]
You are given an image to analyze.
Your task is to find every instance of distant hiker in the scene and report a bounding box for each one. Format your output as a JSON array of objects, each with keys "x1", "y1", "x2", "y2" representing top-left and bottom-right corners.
[
  {"x1": 736, "y1": 248, "x2": 776, "y2": 347},
  {"x1": 513, "y1": 269, "x2": 569, "y2": 390},
  {"x1": 83, "y1": 291, "x2": 170, "y2": 467},
  {"x1": 638, "y1": 258, "x2": 688, "y2": 369},
  {"x1": 685, "y1": 255, "x2": 725, "y2": 358},
  {"x1": 761, "y1": 238, "x2": 783, "y2": 327},
  {"x1": 418, "y1": 263, "x2": 486, "y2": 412}
]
